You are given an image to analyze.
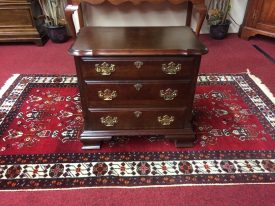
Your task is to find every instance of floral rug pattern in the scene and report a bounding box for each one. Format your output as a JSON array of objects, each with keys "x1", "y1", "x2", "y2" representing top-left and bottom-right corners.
[{"x1": 0, "y1": 74, "x2": 274, "y2": 189}]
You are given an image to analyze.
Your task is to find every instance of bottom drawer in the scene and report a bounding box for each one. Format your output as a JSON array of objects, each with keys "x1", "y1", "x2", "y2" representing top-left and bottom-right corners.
[{"x1": 86, "y1": 108, "x2": 187, "y2": 130}]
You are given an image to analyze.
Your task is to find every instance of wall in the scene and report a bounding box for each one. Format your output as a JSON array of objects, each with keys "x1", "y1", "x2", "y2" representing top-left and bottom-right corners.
[{"x1": 73, "y1": 0, "x2": 248, "y2": 34}]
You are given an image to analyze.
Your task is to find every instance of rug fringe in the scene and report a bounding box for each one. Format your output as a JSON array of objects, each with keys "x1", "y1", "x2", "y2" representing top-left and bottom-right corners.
[
  {"x1": 246, "y1": 69, "x2": 275, "y2": 104},
  {"x1": 0, "y1": 74, "x2": 20, "y2": 99}
]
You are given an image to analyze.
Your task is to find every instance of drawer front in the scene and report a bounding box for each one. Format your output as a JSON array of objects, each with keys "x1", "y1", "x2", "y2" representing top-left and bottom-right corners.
[
  {"x1": 80, "y1": 57, "x2": 196, "y2": 80},
  {"x1": 0, "y1": 7, "x2": 34, "y2": 28},
  {"x1": 86, "y1": 108, "x2": 187, "y2": 130},
  {"x1": 84, "y1": 81, "x2": 191, "y2": 107}
]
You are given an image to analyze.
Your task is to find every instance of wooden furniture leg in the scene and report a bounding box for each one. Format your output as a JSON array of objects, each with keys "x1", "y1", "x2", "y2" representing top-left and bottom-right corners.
[
  {"x1": 81, "y1": 135, "x2": 112, "y2": 150},
  {"x1": 165, "y1": 123, "x2": 196, "y2": 147}
]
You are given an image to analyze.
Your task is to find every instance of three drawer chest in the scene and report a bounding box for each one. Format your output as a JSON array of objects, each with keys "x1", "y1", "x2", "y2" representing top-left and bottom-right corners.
[{"x1": 69, "y1": 26, "x2": 208, "y2": 149}]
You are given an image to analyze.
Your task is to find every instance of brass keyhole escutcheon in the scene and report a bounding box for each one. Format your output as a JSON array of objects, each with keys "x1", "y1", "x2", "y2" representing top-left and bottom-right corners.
[
  {"x1": 134, "y1": 61, "x2": 143, "y2": 69},
  {"x1": 134, "y1": 111, "x2": 142, "y2": 118},
  {"x1": 134, "y1": 83, "x2": 143, "y2": 91}
]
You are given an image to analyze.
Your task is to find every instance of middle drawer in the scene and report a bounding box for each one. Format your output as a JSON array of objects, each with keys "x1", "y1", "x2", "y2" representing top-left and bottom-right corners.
[{"x1": 84, "y1": 80, "x2": 191, "y2": 108}]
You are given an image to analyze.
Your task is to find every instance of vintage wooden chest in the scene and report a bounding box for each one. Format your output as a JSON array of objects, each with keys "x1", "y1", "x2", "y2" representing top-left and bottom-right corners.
[{"x1": 69, "y1": 26, "x2": 208, "y2": 149}]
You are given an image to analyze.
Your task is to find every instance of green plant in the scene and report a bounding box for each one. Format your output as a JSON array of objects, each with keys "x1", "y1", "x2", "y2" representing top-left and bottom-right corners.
[
  {"x1": 207, "y1": 0, "x2": 231, "y2": 26},
  {"x1": 39, "y1": 0, "x2": 67, "y2": 26}
]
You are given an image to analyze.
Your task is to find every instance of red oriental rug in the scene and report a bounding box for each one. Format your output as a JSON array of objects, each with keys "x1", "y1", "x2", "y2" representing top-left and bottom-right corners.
[{"x1": 0, "y1": 73, "x2": 274, "y2": 190}]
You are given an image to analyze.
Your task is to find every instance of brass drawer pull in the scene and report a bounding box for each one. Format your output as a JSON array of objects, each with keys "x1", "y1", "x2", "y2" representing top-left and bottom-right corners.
[
  {"x1": 95, "y1": 62, "x2": 115, "y2": 75},
  {"x1": 100, "y1": 116, "x2": 118, "y2": 127},
  {"x1": 160, "y1": 88, "x2": 178, "y2": 100},
  {"x1": 98, "y1": 89, "x2": 117, "y2": 101},
  {"x1": 158, "y1": 115, "x2": 174, "y2": 126},
  {"x1": 134, "y1": 61, "x2": 143, "y2": 69},
  {"x1": 162, "y1": 62, "x2": 181, "y2": 75}
]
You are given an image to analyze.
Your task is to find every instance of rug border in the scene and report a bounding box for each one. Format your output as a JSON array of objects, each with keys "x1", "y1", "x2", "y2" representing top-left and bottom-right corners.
[
  {"x1": 0, "y1": 74, "x2": 20, "y2": 100},
  {"x1": 247, "y1": 69, "x2": 275, "y2": 104}
]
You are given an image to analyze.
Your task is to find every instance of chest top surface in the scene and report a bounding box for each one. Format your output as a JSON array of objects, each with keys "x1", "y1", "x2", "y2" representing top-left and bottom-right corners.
[{"x1": 69, "y1": 26, "x2": 208, "y2": 56}]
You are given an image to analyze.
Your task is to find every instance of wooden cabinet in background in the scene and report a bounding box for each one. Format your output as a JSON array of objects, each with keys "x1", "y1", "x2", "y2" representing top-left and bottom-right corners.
[
  {"x1": 239, "y1": 0, "x2": 275, "y2": 40},
  {"x1": 0, "y1": 0, "x2": 47, "y2": 45}
]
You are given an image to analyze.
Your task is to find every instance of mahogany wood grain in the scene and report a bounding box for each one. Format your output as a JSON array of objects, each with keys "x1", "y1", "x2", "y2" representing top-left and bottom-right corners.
[
  {"x1": 86, "y1": 107, "x2": 187, "y2": 130},
  {"x1": 69, "y1": 27, "x2": 208, "y2": 56},
  {"x1": 80, "y1": 56, "x2": 196, "y2": 80},
  {"x1": 84, "y1": 80, "x2": 191, "y2": 107},
  {"x1": 70, "y1": 26, "x2": 207, "y2": 149}
]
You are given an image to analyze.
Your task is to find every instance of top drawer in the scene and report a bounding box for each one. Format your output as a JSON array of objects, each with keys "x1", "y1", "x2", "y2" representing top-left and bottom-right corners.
[{"x1": 79, "y1": 56, "x2": 196, "y2": 80}]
